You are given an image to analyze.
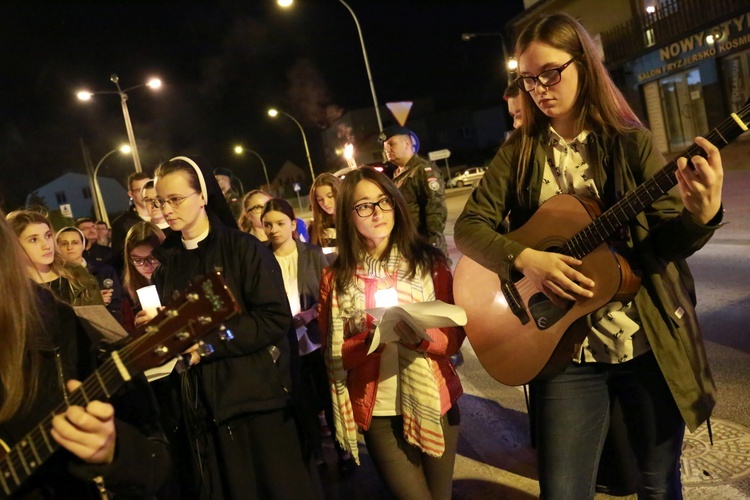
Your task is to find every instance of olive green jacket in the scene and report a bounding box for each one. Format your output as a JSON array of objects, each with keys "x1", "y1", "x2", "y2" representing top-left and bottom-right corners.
[
  {"x1": 393, "y1": 154, "x2": 448, "y2": 255},
  {"x1": 455, "y1": 128, "x2": 722, "y2": 431},
  {"x1": 48, "y1": 264, "x2": 104, "y2": 307}
]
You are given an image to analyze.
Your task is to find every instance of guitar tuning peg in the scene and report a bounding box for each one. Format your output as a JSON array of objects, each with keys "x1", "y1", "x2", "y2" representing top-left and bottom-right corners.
[
  {"x1": 197, "y1": 341, "x2": 215, "y2": 358},
  {"x1": 218, "y1": 324, "x2": 234, "y2": 341}
]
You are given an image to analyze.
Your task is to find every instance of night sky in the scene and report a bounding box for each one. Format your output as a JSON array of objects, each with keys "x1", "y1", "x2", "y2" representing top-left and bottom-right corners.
[{"x1": 0, "y1": 1, "x2": 523, "y2": 211}]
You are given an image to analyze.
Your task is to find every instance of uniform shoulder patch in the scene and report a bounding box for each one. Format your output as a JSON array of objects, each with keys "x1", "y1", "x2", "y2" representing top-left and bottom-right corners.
[
  {"x1": 428, "y1": 179, "x2": 440, "y2": 191},
  {"x1": 424, "y1": 166, "x2": 432, "y2": 172}
]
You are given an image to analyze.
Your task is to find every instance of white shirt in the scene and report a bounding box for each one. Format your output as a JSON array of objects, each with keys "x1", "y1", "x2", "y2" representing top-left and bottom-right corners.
[
  {"x1": 541, "y1": 126, "x2": 650, "y2": 364},
  {"x1": 275, "y1": 250, "x2": 320, "y2": 356}
]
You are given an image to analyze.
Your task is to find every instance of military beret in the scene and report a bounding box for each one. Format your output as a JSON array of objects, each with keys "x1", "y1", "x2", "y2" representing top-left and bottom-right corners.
[
  {"x1": 213, "y1": 168, "x2": 234, "y2": 178},
  {"x1": 378, "y1": 125, "x2": 420, "y2": 153}
]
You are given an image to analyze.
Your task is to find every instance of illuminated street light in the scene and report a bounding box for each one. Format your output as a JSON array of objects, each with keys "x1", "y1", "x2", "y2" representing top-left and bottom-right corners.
[
  {"x1": 92, "y1": 145, "x2": 131, "y2": 225},
  {"x1": 267, "y1": 107, "x2": 315, "y2": 181},
  {"x1": 76, "y1": 74, "x2": 161, "y2": 173},
  {"x1": 278, "y1": 0, "x2": 383, "y2": 131},
  {"x1": 233, "y1": 145, "x2": 271, "y2": 189}
]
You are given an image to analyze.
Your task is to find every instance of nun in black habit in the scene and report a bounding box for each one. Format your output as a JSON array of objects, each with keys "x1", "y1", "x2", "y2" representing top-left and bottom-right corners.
[{"x1": 136, "y1": 156, "x2": 313, "y2": 500}]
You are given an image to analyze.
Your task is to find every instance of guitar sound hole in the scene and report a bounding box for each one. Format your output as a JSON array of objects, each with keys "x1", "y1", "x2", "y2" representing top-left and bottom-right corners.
[{"x1": 527, "y1": 293, "x2": 573, "y2": 330}]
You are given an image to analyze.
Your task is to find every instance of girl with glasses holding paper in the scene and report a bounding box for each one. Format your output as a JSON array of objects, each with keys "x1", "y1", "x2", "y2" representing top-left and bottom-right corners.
[
  {"x1": 318, "y1": 167, "x2": 465, "y2": 500},
  {"x1": 455, "y1": 13, "x2": 725, "y2": 498}
]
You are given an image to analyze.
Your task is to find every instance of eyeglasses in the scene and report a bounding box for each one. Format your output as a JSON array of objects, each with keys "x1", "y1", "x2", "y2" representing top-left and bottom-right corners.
[
  {"x1": 515, "y1": 58, "x2": 576, "y2": 92},
  {"x1": 353, "y1": 197, "x2": 395, "y2": 218},
  {"x1": 246, "y1": 204, "x2": 264, "y2": 213},
  {"x1": 131, "y1": 255, "x2": 160, "y2": 267},
  {"x1": 151, "y1": 192, "x2": 198, "y2": 210}
]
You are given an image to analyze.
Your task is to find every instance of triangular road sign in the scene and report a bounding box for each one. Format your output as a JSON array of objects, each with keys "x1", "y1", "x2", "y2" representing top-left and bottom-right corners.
[{"x1": 386, "y1": 101, "x2": 413, "y2": 126}]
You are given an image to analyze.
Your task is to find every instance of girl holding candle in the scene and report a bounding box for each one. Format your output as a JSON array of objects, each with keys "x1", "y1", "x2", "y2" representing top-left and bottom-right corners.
[{"x1": 318, "y1": 167, "x2": 464, "y2": 499}]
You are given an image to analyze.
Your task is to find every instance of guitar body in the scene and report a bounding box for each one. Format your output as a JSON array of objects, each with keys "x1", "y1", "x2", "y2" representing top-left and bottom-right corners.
[
  {"x1": 454, "y1": 100, "x2": 750, "y2": 386},
  {"x1": 453, "y1": 194, "x2": 640, "y2": 386}
]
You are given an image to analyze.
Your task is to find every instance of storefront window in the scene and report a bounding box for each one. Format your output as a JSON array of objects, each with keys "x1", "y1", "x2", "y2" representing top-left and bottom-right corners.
[
  {"x1": 721, "y1": 49, "x2": 750, "y2": 113},
  {"x1": 658, "y1": 68, "x2": 708, "y2": 151}
]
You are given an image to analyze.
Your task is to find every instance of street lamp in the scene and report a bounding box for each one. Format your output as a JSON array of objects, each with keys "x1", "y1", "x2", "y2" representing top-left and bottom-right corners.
[
  {"x1": 278, "y1": 0, "x2": 382, "y2": 131},
  {"x1": 267, "y1": 108, "x2": 315, "y2": 181},
  {"x1": 92, "y1": 145, "x2": 131, "y2": 226},
  {"x1": 461, "y1": 32, "x2": 515, "y2": 82},
  {"x1": 76, "y1": 75, "x2": 161, "y2": 173},
  {"x1": 234, "y1": 145, "x2": 271, "y2": 189}
]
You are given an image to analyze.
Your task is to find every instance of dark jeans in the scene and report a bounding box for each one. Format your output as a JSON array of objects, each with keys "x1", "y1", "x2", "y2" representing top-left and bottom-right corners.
[
  {"x1": 533, "y1": 351, "x2": 685, "y2": 500},
  {"x1": 363, "y1": 405, "x2": 460, "y2": 500}
]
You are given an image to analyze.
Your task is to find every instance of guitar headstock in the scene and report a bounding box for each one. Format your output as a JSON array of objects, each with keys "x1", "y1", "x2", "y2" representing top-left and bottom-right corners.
[{"x1": 121, "y1": 272, "x2": 240, "y2": 375}]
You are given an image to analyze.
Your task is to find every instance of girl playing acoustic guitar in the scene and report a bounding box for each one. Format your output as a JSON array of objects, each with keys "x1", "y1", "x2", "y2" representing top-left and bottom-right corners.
[{"x1": 455, "y1": 13, "x2": 725, "y2": 499}]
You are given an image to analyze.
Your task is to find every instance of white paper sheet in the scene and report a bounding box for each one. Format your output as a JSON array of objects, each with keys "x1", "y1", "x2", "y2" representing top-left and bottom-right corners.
[
  {"x1": 144, "y1": 358, "x2": 178, "y2": 382},
  {"x1": 364, "y1": 300, "x2": 467, "y2": 355}
]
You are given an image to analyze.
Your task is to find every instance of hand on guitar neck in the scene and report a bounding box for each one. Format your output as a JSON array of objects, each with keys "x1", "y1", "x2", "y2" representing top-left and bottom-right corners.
[
  {"x1": 514, "y1": 248, "x2": 595, "y2": 306},
  {"x1": 49, "y1": 379, "x2": 116, "y2": 466},
  {"x1": 676, "y1": 136, "x2": 724, "y2": 225}
]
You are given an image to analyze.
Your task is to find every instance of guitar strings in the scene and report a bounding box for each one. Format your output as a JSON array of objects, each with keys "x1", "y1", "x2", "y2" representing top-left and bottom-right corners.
[
  {"x1": 563, "y1": 107, "x2": 749, "y2": 258},
  {"x1": 3, "y1": 290, "x2": 226, "y2": 488}
]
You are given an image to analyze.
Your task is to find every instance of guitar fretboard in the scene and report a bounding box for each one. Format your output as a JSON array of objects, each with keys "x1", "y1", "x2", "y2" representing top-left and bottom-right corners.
[
  {"x1": 562, "y1": 104, "x2": 749, "y2": 259},
  {"x1": 0, "y1": 362, "x2": 124, "y2": 496}
]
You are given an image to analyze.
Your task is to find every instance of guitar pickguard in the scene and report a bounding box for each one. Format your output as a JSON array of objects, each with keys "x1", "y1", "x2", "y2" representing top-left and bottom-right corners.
[{"x1": 527, "y1": 293, "x2": 573, "y2": 330}]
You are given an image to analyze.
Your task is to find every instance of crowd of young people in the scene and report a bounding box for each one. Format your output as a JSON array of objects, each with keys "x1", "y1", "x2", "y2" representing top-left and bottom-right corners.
[{"x1": 1, "y1": 11, "x2": 727, "y2": 500}]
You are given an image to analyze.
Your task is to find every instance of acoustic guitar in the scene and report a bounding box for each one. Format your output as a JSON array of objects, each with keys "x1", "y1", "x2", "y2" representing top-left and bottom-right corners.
[
  {"x1": 0, "y1": 272, "x2": 240, "y2": 498},
  {"x1": 453, "y1": 101, "x2": 750, "y2": 387}
]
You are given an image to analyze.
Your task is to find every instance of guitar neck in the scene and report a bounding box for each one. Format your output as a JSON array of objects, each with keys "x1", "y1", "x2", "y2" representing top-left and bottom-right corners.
[
  {"x1": 563, "y1": 107, "x2": 749, "y2": 259},
  {"x1": 0, "y1": 361, "x2": 124, "y2": 497}
]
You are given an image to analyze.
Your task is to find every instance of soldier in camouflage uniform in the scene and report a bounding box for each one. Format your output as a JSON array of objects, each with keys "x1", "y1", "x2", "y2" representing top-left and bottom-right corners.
[{"x1": 379, "y1": 125, "x2": 448, "y2": 256}]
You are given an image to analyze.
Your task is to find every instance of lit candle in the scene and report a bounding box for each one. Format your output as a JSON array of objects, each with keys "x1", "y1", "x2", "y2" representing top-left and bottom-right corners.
[{"x1": 374, "y1": 287, "x2": 398, "y2": 308}]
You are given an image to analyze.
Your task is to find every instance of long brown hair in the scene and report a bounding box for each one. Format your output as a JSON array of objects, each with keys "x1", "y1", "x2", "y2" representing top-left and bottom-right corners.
[
  {"x1": 123, "y1": 221, "x2": 165, "y2": 304},
  {"x1": 6, "y1": 210, "x2": 91, "y2": 299},
  {"x1": 513, "y1": 13, "x2": 641, "y2": 200},
  {"x1": 0, "y1": 210, "x2": 40, "y2": 422},
  {"x1": 331, "y1": 167, "x2": 438, "y2": 293},
  {"x1": 308, "y1": 173, "x2": 341, "y2": 247}
]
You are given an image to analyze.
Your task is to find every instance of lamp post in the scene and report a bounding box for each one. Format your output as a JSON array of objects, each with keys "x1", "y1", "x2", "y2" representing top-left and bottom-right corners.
[
  {"x1": 267, "y1": 108, "x2": 315, "y2": 181},
  {"x1": 93, "y1": 145, "x2": 131, "y2": 226},
  {"x1": 461, "y1": 32, "x2": 515, "y2": 83},
  {"x1": 234, "y1": 146, "x2": 271, "y2": 189},
  {"x1": 278, "y1": 0, "x2": 382, "y2": 131},
  {"x1": 77, "y1": 75, "x2": 161, "y2": 173}
]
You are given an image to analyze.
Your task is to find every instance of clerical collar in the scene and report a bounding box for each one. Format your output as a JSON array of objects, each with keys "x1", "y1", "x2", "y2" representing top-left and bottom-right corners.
[{"x1": 182, "y1": 226, "x2": 210, "y2": 250}]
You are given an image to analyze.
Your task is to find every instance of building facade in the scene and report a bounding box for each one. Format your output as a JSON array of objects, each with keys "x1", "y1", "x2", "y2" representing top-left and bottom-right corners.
[{"x1": 509, "y1": 0, "x2": 750, "y2": 154}]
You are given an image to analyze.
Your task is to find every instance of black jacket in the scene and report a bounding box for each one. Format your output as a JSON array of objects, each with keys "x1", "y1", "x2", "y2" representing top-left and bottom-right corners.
[
  {"x1": 0, "y1": 288, "x2": 170, "y2": 499},
  {"x1": 151, "y1": 213, "x2": 294, "y2": 423},
  {"x1": 270, "y1": 240, "x2": 328, "y2": 346}
]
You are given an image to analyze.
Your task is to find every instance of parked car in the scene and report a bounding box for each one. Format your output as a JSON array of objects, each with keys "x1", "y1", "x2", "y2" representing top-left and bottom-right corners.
[{"x1": 448, "y1": 167, "x2": 486, "y2": 188}]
